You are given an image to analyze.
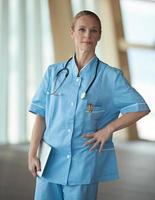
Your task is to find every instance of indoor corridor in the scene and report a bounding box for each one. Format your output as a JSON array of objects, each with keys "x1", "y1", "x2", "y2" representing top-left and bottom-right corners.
[{"x1": 0, "y1": 141, "x2": 155, "y2": 200}]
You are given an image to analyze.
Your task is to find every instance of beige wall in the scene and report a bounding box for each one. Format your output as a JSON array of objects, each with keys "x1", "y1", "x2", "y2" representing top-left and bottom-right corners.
[
  {"x1": 96, "y1": 0, "x2": 120, "y2": 67},
  {"x1": 48, "y1": 0, "x2": 74, "y2": 62}
]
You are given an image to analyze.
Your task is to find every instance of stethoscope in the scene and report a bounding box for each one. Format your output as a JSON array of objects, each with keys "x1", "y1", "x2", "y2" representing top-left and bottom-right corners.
[{"x1": 50, "y1": 57, "x2": 100, "y2": 99}]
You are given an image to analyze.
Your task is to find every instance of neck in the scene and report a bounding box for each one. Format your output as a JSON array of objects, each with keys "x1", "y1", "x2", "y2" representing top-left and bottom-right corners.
[{"x1": 75, "y1": 50, "x2": 95, "y2": 70}]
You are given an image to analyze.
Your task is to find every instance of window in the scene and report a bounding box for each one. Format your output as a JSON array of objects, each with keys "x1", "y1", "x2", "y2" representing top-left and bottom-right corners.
[
  {"x1": 0, "y1": 0, "x2": 53, "y2": 144},
  {"x1": 120, "y1": 0, "x2": 155, "y2": 140}
]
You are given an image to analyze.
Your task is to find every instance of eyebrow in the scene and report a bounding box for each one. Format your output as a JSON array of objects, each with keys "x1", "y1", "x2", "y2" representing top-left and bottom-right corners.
[{"x1": 78, "y1": 25, "x2": 98, "y2": 29}]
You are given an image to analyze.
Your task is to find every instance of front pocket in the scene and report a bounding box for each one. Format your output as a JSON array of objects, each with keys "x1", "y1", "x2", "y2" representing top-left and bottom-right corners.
[
  {"x1": 86, "y1": 108, "x2": 105, "y2": 114},
  {"x1": 83, "y1": 108, "x2": 105, "y2": 132}
]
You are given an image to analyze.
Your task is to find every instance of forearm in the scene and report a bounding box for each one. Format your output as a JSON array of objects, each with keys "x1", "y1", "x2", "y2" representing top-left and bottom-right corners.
[
  {"x1": 84, "y1": 111, "x2": 149, "y2": 152},
  {"x1": 28, "y1": 115, "x2": 46, "y2": 158},
  {"x1": 104, "y1": 111, "x2": 150, "y2": 135}
]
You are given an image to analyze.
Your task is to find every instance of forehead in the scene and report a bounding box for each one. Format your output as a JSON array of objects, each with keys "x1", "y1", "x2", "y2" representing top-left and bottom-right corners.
[{"x1": 74, "y1": 15, "x2": 100, "y2": 28}]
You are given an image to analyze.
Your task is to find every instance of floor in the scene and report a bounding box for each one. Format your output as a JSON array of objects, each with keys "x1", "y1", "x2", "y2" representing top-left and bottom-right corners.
[{"x1": 0, "y1": 141, "x2": 155, "y2": 200}]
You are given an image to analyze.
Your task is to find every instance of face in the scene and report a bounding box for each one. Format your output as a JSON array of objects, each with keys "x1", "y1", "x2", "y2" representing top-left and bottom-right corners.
[{"x1": 70, "y1": 16, "x2": 101, "y2": 53}]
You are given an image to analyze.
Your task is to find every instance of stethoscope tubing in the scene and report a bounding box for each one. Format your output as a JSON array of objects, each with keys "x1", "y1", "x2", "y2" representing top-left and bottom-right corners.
[{"x1": 50, "y1": 57, "x2": 100, "y2": 98}]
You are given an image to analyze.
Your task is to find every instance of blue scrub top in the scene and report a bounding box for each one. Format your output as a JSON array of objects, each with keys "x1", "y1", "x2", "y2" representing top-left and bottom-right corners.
[{"x1": 29, "y1": 56, "x2": 150, "y2": 185}]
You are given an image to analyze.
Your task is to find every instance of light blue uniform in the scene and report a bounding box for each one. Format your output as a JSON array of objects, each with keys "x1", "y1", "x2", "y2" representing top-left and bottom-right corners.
[
  {"x1": 29, "y1": 56, "x2": 150, "y2": 199},
  {"x1": 34, "y1": 177, "x2": 98, "y2": 200}
]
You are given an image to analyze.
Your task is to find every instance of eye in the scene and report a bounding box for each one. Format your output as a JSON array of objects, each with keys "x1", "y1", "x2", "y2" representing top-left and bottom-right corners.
[
  {"x1": 78, "y1": 28, "x2": 86, "y2": 32},
  {"x1": 91, "y1": 29, "x2": 98, "y2": 33}
]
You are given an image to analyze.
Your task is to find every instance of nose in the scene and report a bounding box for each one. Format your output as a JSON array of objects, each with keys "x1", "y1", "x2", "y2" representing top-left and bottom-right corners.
[{"x1": 84, "y1": 30, "x2": 91, "y2": 38}]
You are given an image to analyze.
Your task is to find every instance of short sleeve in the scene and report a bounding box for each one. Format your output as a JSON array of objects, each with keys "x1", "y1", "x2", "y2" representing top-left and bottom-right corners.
[
  {"x1": 28, "y1": 66, "x2": 51, "y2": 117},
  {"x1": 113, "y1": 70, "x2": 150, "y2": 114}
]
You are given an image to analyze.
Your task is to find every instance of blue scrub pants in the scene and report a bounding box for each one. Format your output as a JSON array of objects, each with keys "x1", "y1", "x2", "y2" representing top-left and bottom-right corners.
[{"x1": 34, "y1": 177, "x2": 98, "y2": 200}]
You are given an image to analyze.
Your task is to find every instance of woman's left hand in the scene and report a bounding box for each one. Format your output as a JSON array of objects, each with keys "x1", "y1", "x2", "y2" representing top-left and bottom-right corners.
[{"x1": 83, "y1": 127, "x2": 112, "y2": 152}]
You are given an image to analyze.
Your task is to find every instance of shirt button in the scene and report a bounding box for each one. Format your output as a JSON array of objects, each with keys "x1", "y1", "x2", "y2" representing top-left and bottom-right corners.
[
  {"x1": 68, "y1": 129, "x2": 71, "y2": 133},
  {"x1": 76, "y1": 78, "x2": 80, "y2": 82},
  {"x1": 67, "y1": 155, "x2": 70, "y2": 159},
  {"x1": 71, "y1": 102, "x2": 74, "y2": 106}
]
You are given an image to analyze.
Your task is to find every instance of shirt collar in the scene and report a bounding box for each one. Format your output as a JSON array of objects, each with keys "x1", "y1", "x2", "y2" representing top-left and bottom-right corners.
[{"x1": 69, "y1": 54, "x2": 98, "y2": 78}]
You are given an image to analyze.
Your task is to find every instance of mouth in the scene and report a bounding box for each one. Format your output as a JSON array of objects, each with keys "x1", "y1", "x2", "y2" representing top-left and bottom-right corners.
[{"x1": 82, "y1": 41, "x2": 92, "y2": 44}]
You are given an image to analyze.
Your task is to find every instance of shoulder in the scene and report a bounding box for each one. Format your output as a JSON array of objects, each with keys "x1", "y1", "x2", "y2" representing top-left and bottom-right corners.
[
  {"x1": 44, "y1": 60, "x2": 67, "y2": 75},
  {"x1": 99, "y1": 60, "x2": 122, "y2": 78},
  {"x1": 48, "y1": 60, "x2": 66, "y2": 71}
]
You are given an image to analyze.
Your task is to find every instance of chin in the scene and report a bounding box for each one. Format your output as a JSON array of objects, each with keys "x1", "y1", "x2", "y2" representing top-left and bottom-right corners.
[{"x1": 80, "y1": 45, "x2": 94, "y2": 51}]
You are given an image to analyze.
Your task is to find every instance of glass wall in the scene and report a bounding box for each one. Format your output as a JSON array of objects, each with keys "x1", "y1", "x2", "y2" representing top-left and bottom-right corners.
[
  {"x1": 120, "y1": 0, "x2": 155, "y2": 140},
  {"x1": 0, "y1": 0, "x2": 53, "y2": 144}
]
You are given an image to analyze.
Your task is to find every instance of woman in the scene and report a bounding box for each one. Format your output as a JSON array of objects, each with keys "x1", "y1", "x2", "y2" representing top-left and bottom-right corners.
[{"x1": 28, "y1": 10, "x2": 150, "y2": 200}]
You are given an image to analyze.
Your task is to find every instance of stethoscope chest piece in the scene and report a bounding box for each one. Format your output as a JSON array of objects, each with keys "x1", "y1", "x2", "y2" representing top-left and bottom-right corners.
[{"x1": 81, "y1": 92, "x2": 86, "y2": 99}]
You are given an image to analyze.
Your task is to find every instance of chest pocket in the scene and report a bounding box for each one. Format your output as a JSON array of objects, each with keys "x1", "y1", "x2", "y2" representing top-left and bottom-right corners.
[{"x1": 82, "y1": 106, "x2": 105, "y2": 133}]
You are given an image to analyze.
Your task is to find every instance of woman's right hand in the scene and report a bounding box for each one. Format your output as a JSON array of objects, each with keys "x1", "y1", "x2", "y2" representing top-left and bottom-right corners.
[{"x1": 28, "y1": 156, "x2": 41, "y2": 177}]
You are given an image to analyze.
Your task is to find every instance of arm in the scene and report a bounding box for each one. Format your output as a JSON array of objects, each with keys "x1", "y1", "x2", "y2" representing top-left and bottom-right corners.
[
  {"x1": 83, "y1": 111, "x2": 150, "y2": 152},
  {"x1": 28, "y1": 115, "x2": 46, "y2": 177}
]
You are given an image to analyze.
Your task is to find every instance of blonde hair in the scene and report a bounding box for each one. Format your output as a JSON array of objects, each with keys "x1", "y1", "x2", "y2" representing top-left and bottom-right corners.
[{"x1": 71, "y1": 10, "x2": 102, "y2": 33}]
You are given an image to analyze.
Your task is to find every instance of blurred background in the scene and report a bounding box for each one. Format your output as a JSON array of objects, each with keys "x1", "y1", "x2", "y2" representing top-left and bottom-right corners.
[{"x1": 0, "y1": 0, "x2": 155, "y2": 199}]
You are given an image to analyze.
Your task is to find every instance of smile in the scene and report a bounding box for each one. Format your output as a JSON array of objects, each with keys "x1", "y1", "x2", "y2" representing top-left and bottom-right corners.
[{"x1": 82, "y1": 41, "x2": 92, "y2": 44}]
